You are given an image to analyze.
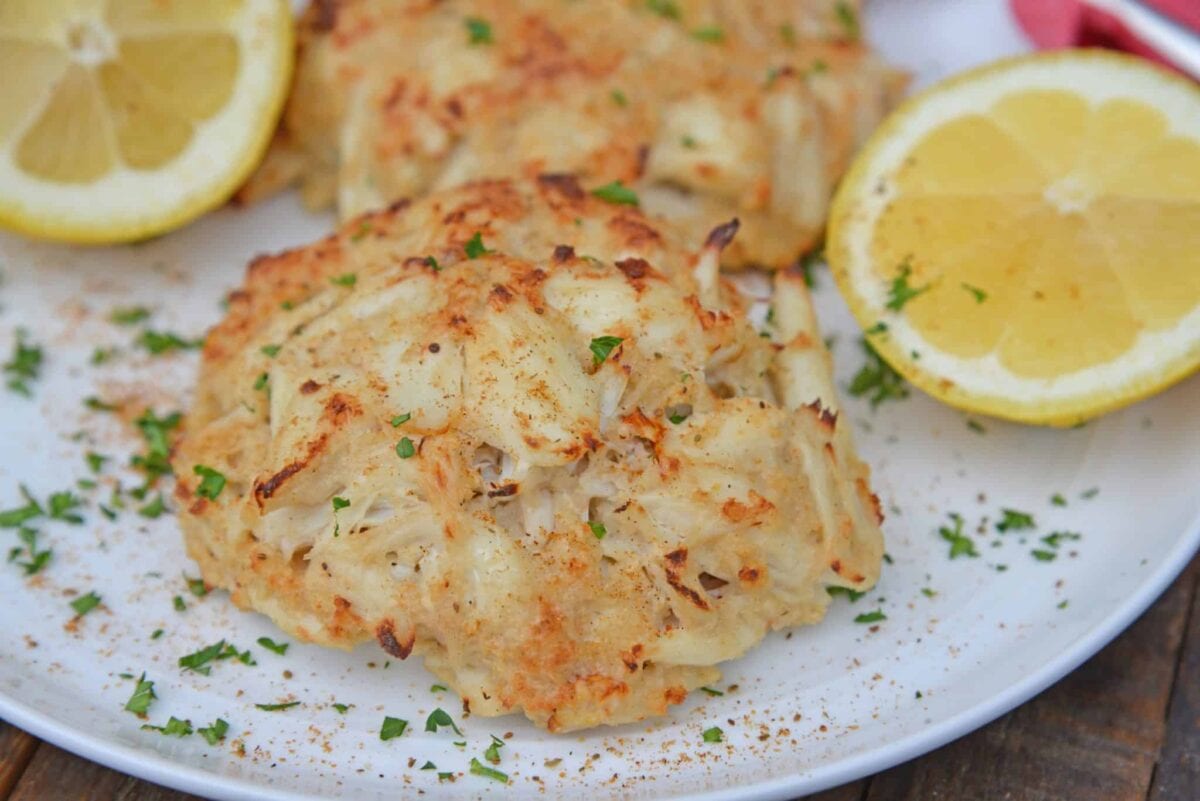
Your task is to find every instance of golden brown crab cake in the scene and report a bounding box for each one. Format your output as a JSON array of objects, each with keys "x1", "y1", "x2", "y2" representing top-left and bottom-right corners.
[
  {"x1": 176, "y1": 177, "x2": 883, "y2": 731},
  {"x1": 240, "y1": 0, "x2": 904, "y2": 269}
]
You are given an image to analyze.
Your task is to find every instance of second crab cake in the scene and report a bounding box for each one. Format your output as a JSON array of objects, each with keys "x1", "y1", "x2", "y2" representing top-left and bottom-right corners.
[{"x1": 176, "y1": 177, "x2": 883, "y2": 731}]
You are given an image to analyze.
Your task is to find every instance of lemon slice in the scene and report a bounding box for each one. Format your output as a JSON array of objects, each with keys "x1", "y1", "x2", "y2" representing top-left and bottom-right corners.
[
  {"x1": 0, "y1": 0, "x2": 293, "y2": 244},
  {"x1": 828, "y1": 50, "x2": 1200, "y2": 426}
]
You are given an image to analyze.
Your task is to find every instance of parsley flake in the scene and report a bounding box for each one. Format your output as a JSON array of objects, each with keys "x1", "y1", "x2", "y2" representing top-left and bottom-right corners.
[
  {"x1": 848, "y1": 340, "x2": 908, "y2": 407},
  {"x1": 138, "y1": 494, "x2": 167, "y2": 519},
  {"x1": 484, "y1": 734, "x2": 505, "y2": 764},
  {"x1": 257, "y1": 637, "x2": 289, "y2": 655},
  {"x1": 469, "y1": 758, "x2": 509, "y2": 784},
  {"x1": 610, "y1": 89, "x2": 628, "y2": 107},
  {"x1": 173, "y1": 595, "x2": 187, "y2": 612},
  {"x1": 588, "y1": 520, "x2": 606, "y2": 540},
  {"x1": 255, "y1": 701, "x2": 301, "y2": 711},
  {"x1": 827, "y1": 586, "x2": 866, "y2": 602},
  {"x1": 198, "y1": 718, "x2": 229, "y2": 745},
  {"x1": 391, "y1": 413, "x2": 411, "y2": 427},
  {"x1": 332, "y1": 703, "x2": 351, "y2": 714},
  {"x1": 702, "y1": 726, "x2": 724, "y2": 743},
  {"x1": 835, "y1": 1, "x2": 860, "y2": 39},
  {"x1": 939, "y1": 513, "x2": 978, "y2": 559},
  {"x1": 465, "y1": 17, "x2": 493, "y2": 44},
  {"x1": 1031, "y1": 549, "x2": 1057, "y2": 562},
  {"x1": 142, "y1": 716, "x2": 192, "y2": 737},
  {"x1": 86, "y1": 452, "x2": 108, "y2": 474},
  {"x1": 380, "y1": 716, "x2": 409, "y2": 740},
  {"x1": 138, "y1": 330, "x2": 203, "y2": 355},
  {"x1": 185, "y1": 575, "x2": 208, "y2": 598},
  {"x1": 464, "y1": 232, "x2": 491, "y2": 259},
  {"x1": 260, "y1": 344, "x2": 281, "y2": 358},
  {"x1": 109, "y1": 307, "x2": 151, "y2": 326},
  {"x1": 854, "y1": 609, "x2": 887, "y2": 624},
  {"x1": 421, "y1": 761, "x2": 437, "y2": 770},
  {"x1": 332, "y1": 496, "x2": 350, "y2": 512},
  {"x1": 124, "y1": 674, "x2": 157, "y2": 716},
  {"x1": 691, "y1": 26, "x2": 724, "y2": 42},
  {"x1": 425, "y1": 708, "x2": 463, "y2": 736},
  {"x1": 590, "y1": 181, "x2": 639, "y2": 206},
  {"x1": 885, "y1": 259, "x2": 930, "y2": 311},
  {"x1": 396, "y1": 437, "x2": 416, "y2": 459},
  {"x1": 1041, "y1": 531, "x2": 1081, "y2": 548},
  {"x1": 70, "y1": 591, "x2": 101, "y2": 617},
  {"x1": 699, "y1": 686, "x2": 724, "y2": 697},
  {"x1": 646, "y1": 0, "x2": 681, "y2": 19},
  {"x1": 1050, "y1": 493, "x2": 1067, "y2": 507},
  {"x1": 4, "y1": 330, "x2": 43, "y2": 397},
  {"x1": 589, "y1": 335, "x2": 623, "y2": 365},
  {"x1": 961, "y1": 283, "x2": 988, "y2": 303},
  {"x1": 329, "y1": 273, "x2": 357, "y2": 287},
  {"x1": 996, "y1": 508, "x2": 1035, "y2": 533},
  {"x1": 193, "y1": 465, "x2": 226, "y2": 500}
]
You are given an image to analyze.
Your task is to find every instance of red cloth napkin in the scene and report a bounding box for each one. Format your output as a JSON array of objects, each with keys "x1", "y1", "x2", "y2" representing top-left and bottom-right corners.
[{"x1": 1010, "y1": 0, "x2": 1200, "y2": 74}]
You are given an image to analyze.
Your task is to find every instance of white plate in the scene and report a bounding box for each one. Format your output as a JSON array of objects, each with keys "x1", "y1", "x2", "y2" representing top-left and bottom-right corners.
[{"x1": 1, "y1": 1, "x2": 1198, "y2": 799}]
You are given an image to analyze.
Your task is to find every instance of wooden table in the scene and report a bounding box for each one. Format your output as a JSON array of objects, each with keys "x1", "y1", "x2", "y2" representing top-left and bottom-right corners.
[{"x1": 3, "y1": 557, "x2": 1196, "y2": 801}]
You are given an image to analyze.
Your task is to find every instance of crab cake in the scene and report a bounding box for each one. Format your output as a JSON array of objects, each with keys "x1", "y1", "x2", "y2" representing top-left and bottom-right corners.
[
  {"x1": 240, "y1": 0, "x2": 904, "y2": 268},
  {"x1": 175, "y1": 177, "x2": 883, "y2": 731}
]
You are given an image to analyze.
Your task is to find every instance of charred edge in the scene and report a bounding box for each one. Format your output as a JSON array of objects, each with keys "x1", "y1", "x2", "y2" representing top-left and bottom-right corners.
[
  {"x1": 487, "y1": 483, "x2": 518, "y2": 498},
  {"x1": 376, "y1": 620, "x2": 414, "y2": 659},
  {"x1": 621, "y1": 644, "x2": 644, "y2": 672},
  {"x1": 704, "y1": 218, "x2": 741, "y2": 250},
  {"x1": 489, "y1": 284, "x2": 514, "y2": 308},
  {"x1": 300, "y1": 380, "x2": 322, "y2": 395},
  {"x1": 254, "y1": 461, "x2": 304, "y2": 502},
  {"x1": 805, "y1": 400, "x2": 838, "y2": 431},
  {"x1": 553, "y1": 244, "x2": 575, "y2": 263},
  {"x1": 615, "y1": 257, "x2": 652, "y2": 282},
  {"x1": 536, "y1": 173, "x2": 585, "y2": 200},
  {"x1": 663, "y1": 548, "x2": 710, "y2": 609}
]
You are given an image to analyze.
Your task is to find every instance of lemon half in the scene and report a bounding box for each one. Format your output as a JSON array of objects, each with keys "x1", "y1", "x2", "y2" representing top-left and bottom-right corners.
[
  {"x1": 0, "y1": 0, "x2": 293, "y2": 244},
  {"x1": 828, "y1": 50, "x2": 1200, "y2": 426}
]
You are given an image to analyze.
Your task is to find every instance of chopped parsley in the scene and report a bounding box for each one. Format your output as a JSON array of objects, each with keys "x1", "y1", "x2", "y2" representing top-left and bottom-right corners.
[
  {"x1": 798, "y1": 248, "x2": 824, "y2": 289},
  {"x1": 70, "y1": 591, "x2": 102, "y2": 617},
  {"x1": 332, "y1": 703, "x2": 351, "y2": 714},
  {"x1": 138, "y1": 330, "x2": 203, "y2": 355},
  {"x1": 109, "y1": 307, "x2": 151, "y2": 326},
  {"x1": 350, "y1": 221, "x2": 372, "y2": 242},
  {"x1": 470, "y1": 758, "x2": 508, "y2": 783},
  {"x1": 827, "y1": 586, "x2": 866, "y2": 602},
  {"x1": 701, "y1": 726, "x2": 724, "y2": 743},
  {"x1": 198, "y1": 718, "x2": 229, "y2": 745},
  {"x1": 142, "y1": 716, "x2": 192, "y2": 737},
  {"x1": 996, "y1": 508, "x2": 1035, "y2": 532},
  {"x1": 668, "y1": 413, "x2": 687, "y2": 424},
  {"x1": 699, "y1": 686, "x2": 724, "y2": 697},
  {"x1": 425, "y1": 707, "x2": 463, "y2": 736},
  {"x1": 0, "y1": 489, "x2": 42, "y2": 528},
  {"x1": 588, "y1": 520, "x2": 606, "y2": 540},
  {"x1": 1041, "y1": 531, "x2": 1082, "y2": 548},
  {"x1": 193, "y1": 465, "x2": 226, "y2": 500},
  {"x1": 1081, "y1": 487, "x2": 1100, "y2": 500},
  {"x1": 854, "y1": 609, "x2": 887, "y2": 624},
  {"x1": 1058, "y1": 599, "x2": 1069, "y2": 609},
  {"x1": 185, "y1": 575, "x2": 208, "y2": 598},
  {"x1": 391, "y1": 413, "x2": 411, "y2": 427},
  {"x1": 85, "y1": 396, "x2": 119, "y2": 412},
  {"x1": 173, "y1": 595, "x2": 187, "y2": 612},
  {"x1": 921, "y1": 587, "x2": 937, "y2": 598},
  {"x1": 151, "y1": 628, "x2": 164, "y2": 639},
  {"x1": 1050, "y1": 493, "x2": 1067, "y2": 507},
  {"x1": 835, "y1": 1, "x2": 860, "y2": 39},
  {"x1": 966, "y1": 419, "x2": 986, "y2": 434},
  {"x1": 257, "y1": 637, "x2": 288, "y2": 655},
  {"x1": 484, "y1": 734, "x2": 505, "y2": 764},
  {"x1": 691, "y1": 26, "x2": 724, "y2": 42},
  {"x1": 961, "y1": 283, "x2": 988, "y2": 303},
  {"x1": 90, "y1": 346, "x2": 117, "y2": 365},
  {"x1": 465, "y1": 17, "x2": 493, "y2": 44},
  {"x1": 124, "y1": 674, "x2": 157, "y2": 716},
  {"x1": 780, "y1": 23, "x2": 797, "y2": 45},
  {"x1": 646, "y1": 0, "x2": 681, "y2": 19},
  {"x1": 1031, "y1": 549, "x2": 1057, "y2": 562},
  {"x1": 255, "y1": 701, "x2": 301, "y2": 711},
  {"x1": 589, "y1": 335, "x2": 623, "y2": 365},
  {"x1": 848, "y1": 340, "x2": 908, "y2": 407},
  {"x1": 329, "y1": 273, "x2": 357, "y2": 287},
  {"x1": 590, "y1": 181, "x2": 639, "y2": 206},
  {"x1": 9, "y1": 528, "x2": 51, "y2": 575},
  {"x1": 939, "y1": 513, "x2": 978, "y2": 559},
  {"x1": 421, "y1": 761, "x2": 437, "y2": 770},
  {"x1": 137, "y1": 494, "x2": 167, "y2": 519},
  {"x1": 380, "y1": 716, "x2": 409, "y2": 740},
  {"x1": 610, "y1": 89, "x2": 628, "y2": 107},
  {"x1": 48, "y1": 491, "x2": 84, "y2": 523},
  {"x1": 86, "y1": 452, "x2": 108, "y2": 474},
  {"x1": 464, "y1": 232, "x2": 491, "y2": 259},
  {"x1": 396, "y1": 437, "x2": 416, "y2": 459},
  {"x1": 332, "y1": 496, "x2": 350, "y2": 512},
  {"x1": 431, "y1": 684, "x2": 448, "y2": 692},
  {"x1": 179, "y1": 641, "x2": 226, "y2": 674},
  {"x1": 133, "y1": 409, "x2": 181, "y2": 480},
  {"x1": 885, "y1": 259, "x2": 930, "y2": 311},
  {"x1": 4, "y1": 330, "x2": 42, "y2": 397},
  {"x1": 260, "y1": 344, "x2": 281, "y2": 358}
]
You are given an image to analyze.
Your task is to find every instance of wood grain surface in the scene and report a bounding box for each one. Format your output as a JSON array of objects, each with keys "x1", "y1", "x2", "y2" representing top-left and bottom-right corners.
[{"x1": 3, "y1": 557, "x2": 1196, "y2": 801}]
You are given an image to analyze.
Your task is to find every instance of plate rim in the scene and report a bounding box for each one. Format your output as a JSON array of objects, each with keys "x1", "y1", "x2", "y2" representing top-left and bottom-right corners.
[{"x1": 2, "y1": 505, "x2": 1197, "y2": 801}]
